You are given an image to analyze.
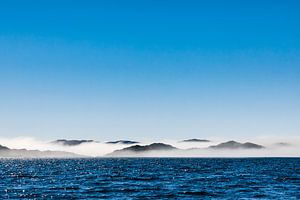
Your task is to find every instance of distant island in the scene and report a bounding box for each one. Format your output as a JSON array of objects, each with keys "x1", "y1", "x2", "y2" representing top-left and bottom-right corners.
[
  {"x1": 51, "y1": 139, "x2": 95, "y2": 146},
  {"x1": 0, "y1": 144, "x2": 82, "y2": 158},
  {"x1": 107, "y1": 140, "x2": 265, "y2": 156},
  {"x1": 274, "y1": 142, "x2": 290, "y2": 147},
  {"x1": 107, "y1": 143, "x2": 177, "y2": 156},
  {"x1": 0, "y1": 139, "x2": 267, "y2": 158},
  {"x1": 106, "y1": 140, "x2": 139, "y2": 145},
  {"x1": 209, "y1": 141, "x2": 264, "y2": 149},
  {"x1": 180, "y1": 139, "x2": 210, "y2": 143},
  {"x1": 0, "y1": 145, "x2": 9, "y2": 151}
]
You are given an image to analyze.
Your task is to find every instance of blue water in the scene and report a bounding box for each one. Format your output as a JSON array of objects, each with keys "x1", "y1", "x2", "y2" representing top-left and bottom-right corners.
[{"x1": 0, "y1": 158, "x2": 299, "y2": 199}]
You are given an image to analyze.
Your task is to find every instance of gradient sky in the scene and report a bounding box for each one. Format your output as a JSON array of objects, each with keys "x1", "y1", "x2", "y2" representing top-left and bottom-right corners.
[{"x1": 0, "y1": 0, "x2": 299, "y2": 141}]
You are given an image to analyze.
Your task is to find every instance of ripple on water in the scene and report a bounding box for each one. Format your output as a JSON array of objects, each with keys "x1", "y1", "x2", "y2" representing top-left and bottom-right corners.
[{"x1": 0, "y1": 158, "x2": 299, "y2": 199}]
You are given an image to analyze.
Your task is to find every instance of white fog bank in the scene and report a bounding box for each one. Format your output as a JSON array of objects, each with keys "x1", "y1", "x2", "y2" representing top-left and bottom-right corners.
[{"x1": 0, "y1": 136, "x2": 299, "y2": 157}]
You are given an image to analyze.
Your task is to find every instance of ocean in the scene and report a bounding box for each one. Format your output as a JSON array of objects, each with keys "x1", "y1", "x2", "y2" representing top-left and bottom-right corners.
[{"x1": 0, "y1": 158, "x2": 299, "y2": 199}]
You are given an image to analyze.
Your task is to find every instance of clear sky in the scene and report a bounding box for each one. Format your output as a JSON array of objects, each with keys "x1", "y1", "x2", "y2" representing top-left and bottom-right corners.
[{"x1": 0, "y1": 0, "x2": 299, "y2": 141}]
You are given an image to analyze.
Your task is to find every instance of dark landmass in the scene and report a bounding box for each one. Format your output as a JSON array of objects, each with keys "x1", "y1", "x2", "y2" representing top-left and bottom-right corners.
[
  {"x1": 52, "y1": 139, "x2": 95, "y2": 146},
  {"x1": 209, "y1": 141, "x2": 264, "y2": 149},
  {"x1": 180, "y1": 139, "x2": 210, "y2": 143},
  {"x1": 106, "y1": 140, "x2": 139, "y2": 145},
  {"x1": 107, "y1": 140, "x2": 266, "y2": 157},
  {"x1": 0, "y1": 145, "x2": 9, "y2": 150},
  {"x1": 107, "y1": 143, "x2": 177, "y2": 156},
  {"x1": 0, "y1": 144, "x2": 83, "y2": 158},
  {"x1": 274, "y1": 142, "x2": 290, "y2": 147}
]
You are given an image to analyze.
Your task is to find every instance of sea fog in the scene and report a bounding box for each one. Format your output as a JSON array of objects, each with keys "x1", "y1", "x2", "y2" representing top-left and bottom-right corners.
[{"x1": 0, "y1": 136, "x2": 299, "y2": 157}]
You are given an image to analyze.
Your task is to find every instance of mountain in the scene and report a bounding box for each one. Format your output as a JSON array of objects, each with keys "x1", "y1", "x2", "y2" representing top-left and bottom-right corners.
[
  {"x1": 0, "y1": 144, "x2": 83, "y2": 158},
  {"x1": 180, "y1": 139, "x2": 210, "y2": 143},
  {"x1": 0, "y1": 145, "x2": 9, "y2": 150},
  {"x1": 209, "y1": 141, "x2": 264, "y2": 149},
  {"x1": 107, "y1": 143, "x2": 177, "y2": 156},
  {"x1": 52, "y1": 139, "x2": 95, "y2": 146},
  {"x1": 107, "y1": 141, "x2": 265, "y2": 157},
  {"x1": 106, "y1": 140, "x2": 139, "y2": 145},
  {"x1": 274, "y1": 142, "x2": 290, "y2": 147}
]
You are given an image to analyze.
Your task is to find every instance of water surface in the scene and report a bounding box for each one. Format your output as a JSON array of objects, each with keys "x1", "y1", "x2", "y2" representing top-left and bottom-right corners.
[{"x1": 0, "y1": 158, "x2": 299, "y2": 199}]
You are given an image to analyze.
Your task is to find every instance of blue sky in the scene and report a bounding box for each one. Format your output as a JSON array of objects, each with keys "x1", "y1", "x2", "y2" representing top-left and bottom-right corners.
[{"x1": 0, "y1": 0, "x2": 299, "y2": 140}]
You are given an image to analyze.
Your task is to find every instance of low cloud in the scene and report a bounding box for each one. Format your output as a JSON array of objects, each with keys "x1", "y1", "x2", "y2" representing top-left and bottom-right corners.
[{"x1": 0, "y1": 136, "x2": 299, "y2": 157}]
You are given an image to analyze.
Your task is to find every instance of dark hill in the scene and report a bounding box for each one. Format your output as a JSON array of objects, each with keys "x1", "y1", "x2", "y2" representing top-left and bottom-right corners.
[
  {"x1": 107, "y1": 143, "x2": 177, "y2": 156},
  {"x1": 0, "y1": 145, "x2": 9, "y2": 150},
  {"x1": 0, "y1": 144, "x2": 83, "y2": 158},
  {"x1": 106, "y1": 140, "x2": 139, "y2": 145},
  {"x1": 180, "y1": 139, "x2": 210, "y2": 143},
  {"x1": 52, "y1": 139, "x2": 94, "y2": 146},
  {"x1": 209, "y1": 141, "x2": 264, "y2": 149},
  {"x1": 274, "y1": 142, "x2": 290, "y2": 147}
]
